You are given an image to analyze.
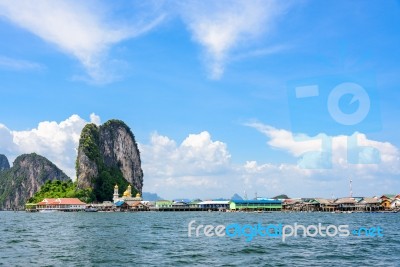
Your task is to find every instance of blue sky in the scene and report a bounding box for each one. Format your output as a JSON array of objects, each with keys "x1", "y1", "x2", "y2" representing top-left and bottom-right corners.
[{"x1": 0, "y1": 0, "x2": 399, "y2": 199}]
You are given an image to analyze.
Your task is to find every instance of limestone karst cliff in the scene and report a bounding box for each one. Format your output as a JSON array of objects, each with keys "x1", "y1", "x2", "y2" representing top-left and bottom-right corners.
[
  {"x1": 0, "y1": 153, "x2": 70, "y2": 209},
  {"x1": 76, "y1": 119, "x2": 143, "y2": 202}
]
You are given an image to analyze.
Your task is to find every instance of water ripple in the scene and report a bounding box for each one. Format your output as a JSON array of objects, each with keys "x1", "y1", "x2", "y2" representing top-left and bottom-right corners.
[{"x1": 0, "y1": 211, "x2": 398, "y2": 266}]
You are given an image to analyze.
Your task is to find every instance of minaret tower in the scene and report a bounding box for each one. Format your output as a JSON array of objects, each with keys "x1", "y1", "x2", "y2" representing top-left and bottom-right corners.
[
  {"x1": 113, "y1": 184, "x2": 119, "y2": 203},
  {"x1": 127, "y1": 185, "x2": 132, "y2": 198}
]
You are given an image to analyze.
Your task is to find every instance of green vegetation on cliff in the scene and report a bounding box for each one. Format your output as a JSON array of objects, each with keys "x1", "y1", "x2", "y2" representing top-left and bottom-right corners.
[
  {"x1": 0, "y1": 153, "x2": 70, "y2": 209},
  {"x1": 95, "y1": 168, "x2": 135, "y2": 202},
  {"x1": 28, "y1": 180, "x2": 95, "y2": 204},
  {"x1": 78, "y1": 123, "x2": 101, "y2": 163},
  {"x1": 0, "y1": 170, "x2": 15, "y2": 204},
  {"x1": 102, "y1": 119, "x2": 137, "y2": 142},
  {"x1": 77, "y1": 122, "x2": 139, "y2": 202}
]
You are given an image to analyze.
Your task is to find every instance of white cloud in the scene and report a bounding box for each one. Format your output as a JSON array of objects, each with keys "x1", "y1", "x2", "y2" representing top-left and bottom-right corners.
[
  {"x1": 1, "y1": 116, "x2": 398, "y2": 199},
  {"x1": 179, "y1": 0, "x2": 287, "y2": 79},
  {"x1": 0, "y1": 1, "x2": 289, "y2": 82},
  {"x1": 90, "y1": 113, "x2": 101, "y2": 126},
  {"x1": 140, "y1": 131, "x2": 231, "y2": 177},
  {"x1": 139, "y1": 131, "x2": 233, "y2": 197},
  {"x1": 0, "y1": 114, "x2": 100, "y2": 179},
  {"x1": 245, "y1": 121, "x2": 400, "y2": 173},
  {"x1": 0, "y1": 0, "x2": 164, "y2": 83},
  {"x1": 245, "y1": 122, "x2": 321, "y2": 157},
  {"x1": 0, "y1": 56, "x2": 43, "y2": 71},
  {"x1": 141, "y1": 124, "x2": 400, "y2": 199},
  {"x1": 0, "y1": 124, "x2": 18, "y2": 154}
]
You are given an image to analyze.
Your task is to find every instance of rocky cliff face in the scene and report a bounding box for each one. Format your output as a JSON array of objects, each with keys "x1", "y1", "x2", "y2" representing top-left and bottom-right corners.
[
  {"x1": 0, "y1": 153, "x2": 70, "y2": 209},
  {"x1": 0, "y1": 154, "x2": 10, "y2": 171},
  {"x1": 76, "y1": 120, "x2": 143, "y2": 201}
]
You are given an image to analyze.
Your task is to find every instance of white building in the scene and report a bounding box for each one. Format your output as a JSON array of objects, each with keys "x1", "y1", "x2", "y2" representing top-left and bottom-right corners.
[{"x1": 113, "y1": 184, "x2": 143, "y2": 204}]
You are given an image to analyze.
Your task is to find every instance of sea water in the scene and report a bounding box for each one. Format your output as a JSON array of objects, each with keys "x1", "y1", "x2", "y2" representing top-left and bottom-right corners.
[{"x1": 0, "y1": 211, "x2": 399, "y2": 266}]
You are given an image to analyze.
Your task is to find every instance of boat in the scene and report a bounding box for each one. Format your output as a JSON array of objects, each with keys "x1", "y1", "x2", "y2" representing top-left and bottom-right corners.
[
  {"x1": 38, "y1": 209, "x2": 59, "y2": 213},
  {"x1": 85, "y1": 206, "x2": 98, "y2": 212}
]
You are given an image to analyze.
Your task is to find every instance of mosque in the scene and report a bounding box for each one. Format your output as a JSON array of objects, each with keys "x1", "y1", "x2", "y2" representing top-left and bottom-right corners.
[{"x1": 113, "y1": 184, "x2": 143, "y2": 204}]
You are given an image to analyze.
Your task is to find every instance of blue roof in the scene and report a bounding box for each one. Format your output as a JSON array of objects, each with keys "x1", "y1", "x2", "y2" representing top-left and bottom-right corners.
[
  {"x1": 230, "y1": 199, "x2": 282, "y2": 204},
  {"x1": 115, "y1": 200, "x2": 125, "y2": 207}
]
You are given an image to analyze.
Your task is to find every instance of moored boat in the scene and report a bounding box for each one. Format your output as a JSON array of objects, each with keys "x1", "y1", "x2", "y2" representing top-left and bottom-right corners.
[
  {"x1": 85, "y1": 206, "x2": 98, "y2": 212},
  {"x1": 38, "y1": 209, "x2": 59, "y2": 213}
]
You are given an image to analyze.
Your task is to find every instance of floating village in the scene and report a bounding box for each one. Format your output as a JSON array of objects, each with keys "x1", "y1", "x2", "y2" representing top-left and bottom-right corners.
[{"x1": 24, "y1": 184, "x2": 400, "y2": 213}]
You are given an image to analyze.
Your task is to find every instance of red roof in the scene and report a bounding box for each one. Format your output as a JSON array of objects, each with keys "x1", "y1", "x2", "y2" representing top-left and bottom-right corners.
[
  {"x1": 37, "y1": 198, "x2": 57, "y2": 205},
  {"x1": 130, "y1": 201, "x2": 145, "y2": 207},
  {"x1": 37, "y1": 198, "x2": 86, "y2": 205}
]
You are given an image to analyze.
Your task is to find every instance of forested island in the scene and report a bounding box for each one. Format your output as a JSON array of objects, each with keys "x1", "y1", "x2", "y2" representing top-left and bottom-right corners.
[{"x1": 0, "y1": 119, "x2": 143, "y2": 209}]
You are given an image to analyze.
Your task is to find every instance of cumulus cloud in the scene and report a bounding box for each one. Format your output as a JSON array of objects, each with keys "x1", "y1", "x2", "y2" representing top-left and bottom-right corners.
[
  {"x1": 141, "y1": 124, "x2": 400, "y2": 199},
  {"x1": 140, "y1": 131, "x2": 231, "y2": 177},
  {"x1": 90, "y1": 113, "x2": 101, "y2": 126},
  {"x1": 1, "y1": 115, "x2": 399, "y2": 199},
  {"x1": 245, "y1": 122, "x2": 321, "y2": 157},
  {"x1": 245, "y1": 121, "x2": 400, "y2": 172},
  {"x1": 0, "y1": 114, "x2": 99, "y2": 179},
  {"x1": 241, "y1": 161, "x2": 315, "y2": 197},
  {"x1": 139, "y1": 131, "x2": 235, "y2": 197},
  {"x1": 0, "y1": 124, "x2": 18, "y2": 154},
  {"x1": 179, "y1": 0, "x2": 287, "y2": 79},
  {"x1": 0, "y1": 0, "x2": 164, "y2": 83}
]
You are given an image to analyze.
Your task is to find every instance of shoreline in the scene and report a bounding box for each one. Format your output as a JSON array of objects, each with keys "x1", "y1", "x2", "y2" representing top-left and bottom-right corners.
[{"x1": 1, "y1": 209, "x2": 398, "y2": 214}]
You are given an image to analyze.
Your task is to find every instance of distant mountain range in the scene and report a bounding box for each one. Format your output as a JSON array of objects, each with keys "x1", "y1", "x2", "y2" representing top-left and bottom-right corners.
[
  {"x1": 142, "y1": 192, "x2": 163, "y2": 201},
  {"x1": 272, "y1": 194, "x2": 289, "y2": 199},
  {"x1": 231, "y1": 193, "x2": 243, "y2": 200},
  {"x1": 140, "y1": 193, "x2": 245, "y2": 202}
]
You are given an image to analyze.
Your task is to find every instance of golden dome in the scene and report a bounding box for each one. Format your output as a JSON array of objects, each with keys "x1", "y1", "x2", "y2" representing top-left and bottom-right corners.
[
  {"x1": 122, "y1": 185, "x2": 132, "y2": 198},
  {"x1": 136, "y1": 193, "x2": 141, "y2": 198},
  {"x1": 114, "y1": 184, "x2": 119, "y2": 189}
]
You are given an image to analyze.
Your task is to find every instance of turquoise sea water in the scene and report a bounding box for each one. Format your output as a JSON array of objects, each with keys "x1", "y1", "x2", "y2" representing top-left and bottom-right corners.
[{"x1": 0, "y1": 211, "x2": 399, "y2": 266}]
